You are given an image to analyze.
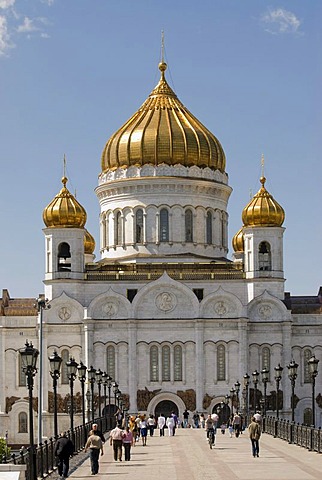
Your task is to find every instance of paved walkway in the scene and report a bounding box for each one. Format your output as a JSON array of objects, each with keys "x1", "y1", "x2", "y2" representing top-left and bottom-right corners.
[{"x1": 59, "y1": 428, "x2": 321, "y2": 480}]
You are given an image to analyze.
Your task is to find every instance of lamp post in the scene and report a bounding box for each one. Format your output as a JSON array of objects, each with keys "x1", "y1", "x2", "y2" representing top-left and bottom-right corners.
[
  {"x1": 234, "y1": 381, "x2": 241, "y2": 412},
  {"x1": 95, "y1": 369, "x2": 103, "y2": 417},
  {"x1": 113, "y1": 382, "x2": 119, "y2": 423},
  {"x1": 261, "y1": 367, "x2": 269, "y2": 416},
  {"x1": 224, "y1": 394, "x2": 230, "y2": 424},
  {"x1": 20, "y1": 341, "x2": 39, "y2": 480},
  {"x1": 102, "y1": 372, "x2": 108, "y2": 417},
  {"x1": 86, "y1": 389, "x2": 91, "y2": 422},
  {"x1": 66, "y1": 357, "x2": 78, "y2": 447},
  {"x1": 252, "y1": 370, "x2": 260, "y2": 413},
  {"x1": 307, "y1": 355, "x2": 319, "y2": 427},
  {"x1": 229, "y1": 388, "x2": 235, "y2": 418},
  {"x1": 274, "y1": 364, "x2": 283, "y2": 419},
  {"x1": 77, "y1": 361, "x2": 87, "y2": 444},
  {"x1": 243, "y1": 373, "x2": 250, "y2": 424},
  {"x1": 36, "y1": 296, "x2": 51, "y2": 445},
  {"x1": 48, "y1": 350, "x2": 62, "y2": 439},
  {"x1": 287, "y1": 359, "x2": 298, "y2": 423},
  {"x1": 87, "y1": 366, "x2": 96, "y2": 423}
]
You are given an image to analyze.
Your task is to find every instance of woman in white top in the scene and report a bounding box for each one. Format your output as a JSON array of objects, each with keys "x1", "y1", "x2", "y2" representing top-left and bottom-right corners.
[{"x1": 166, "y1": 415, "x2": 175, "y2": 436}]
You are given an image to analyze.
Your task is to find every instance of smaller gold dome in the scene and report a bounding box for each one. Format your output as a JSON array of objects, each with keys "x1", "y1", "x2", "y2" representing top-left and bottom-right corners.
[
  {"x1": 242, "y1": 176, "x2": 285, "y2": 227},
  {"x1": 84, "y1": 229, "x2": 95, "y2": 254},
  {"x1": 232, "y1": 227, "x2": 244, "y2": 252},
  {"x1": 43, "y1": 177, "x2": 87, "y2": 228}
]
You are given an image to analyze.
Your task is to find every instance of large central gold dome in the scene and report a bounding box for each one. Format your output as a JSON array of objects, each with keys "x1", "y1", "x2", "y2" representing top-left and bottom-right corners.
[{"x1": 101, "y1": 62, "x2": 226, "y2": 173}]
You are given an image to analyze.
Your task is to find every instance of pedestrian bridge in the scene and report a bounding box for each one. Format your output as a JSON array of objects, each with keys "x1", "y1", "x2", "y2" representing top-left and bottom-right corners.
[{"x1": 51, "y1": 427, "x2": 321, "y2": 480}]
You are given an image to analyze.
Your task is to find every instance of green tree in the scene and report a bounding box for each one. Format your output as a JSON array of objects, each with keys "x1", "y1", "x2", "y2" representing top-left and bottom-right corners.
[{"x1": 0, "y1": 437, "x2": 11, "y2": 462}]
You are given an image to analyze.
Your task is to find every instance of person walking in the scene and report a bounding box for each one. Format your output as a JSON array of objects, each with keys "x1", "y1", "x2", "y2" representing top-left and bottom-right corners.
[
  {"x1": 171, "y1": 411, "x2": 178, "y2": 436},
  {"x1": 193, "y1": 412, "x2": 199, "y2": 428},
  {"x1": 122, "y1": 426, "x2": 134, "y2": 461},
  {"x1": 233, "y1": 413, "x2": 241, "y2": 438},
  {"x1": 248, "y1": 416, "x2": 261, "y2": 458},
  {"x1": 183, "y1": 409, "x2": 189, "y2": 428},
  {"x1": 85, "y1": 429, "x2": 104, "y2": 475},
  {"x1": 158, "y1": 413, "x2": 166, "y2": 436},
  {"x1": 91, "y1": 423, "x2": 105, "y2": 443},
  {"x1": 147, "y1": 414, "x2": 156, "y2": 436},
  {"x1": 139, "y1": 415, "x2": 148, "y2": 445},
  {"x1": 109, "y1": 423, "x2": 124, "y2": 461},
  {"x1": 54, "y1": 432, "x2": 74, "y2": 480},
  {"x1": 166, "y1": 414, "x2": 175, "y2": 436}
]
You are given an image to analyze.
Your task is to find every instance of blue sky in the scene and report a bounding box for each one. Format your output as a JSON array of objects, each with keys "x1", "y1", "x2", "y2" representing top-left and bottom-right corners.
[{"x1": 0, "y1": 0, "x2": 321, "y2": 297}]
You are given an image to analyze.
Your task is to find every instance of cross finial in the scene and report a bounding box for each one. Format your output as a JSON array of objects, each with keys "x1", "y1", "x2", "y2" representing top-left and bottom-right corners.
[
  {"x1": 161, "y1": 30, "x2": 165, "y2": 63},
  {"x1": 63, "y1": 154, "x2": 66, "y2": 177},
  {"x1": 261, "y1": 153, "x2": 265, "y2": 177}
]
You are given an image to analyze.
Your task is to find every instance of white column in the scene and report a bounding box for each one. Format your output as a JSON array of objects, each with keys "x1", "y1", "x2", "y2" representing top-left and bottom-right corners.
[
  {"x1": 128, "y1": 322, "x2": 137, "y2": 412},
  {"x1": 195, "y1": 320, "x2": 204, "y2": 411},
  {"x1": 0, "y1": 327, "x2": 4, "y2": 413},
  {"x1": 84, "y1": 323, "x2": 94, "y2": 368},
  {"x1": 282, "y1": 322, "x2": 292, "y2": 412}
]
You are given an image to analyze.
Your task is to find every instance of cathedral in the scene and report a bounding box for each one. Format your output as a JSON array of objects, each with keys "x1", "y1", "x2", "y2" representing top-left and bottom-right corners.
[{"x1": 1, "y1": 59, "x2": 321, "y2": 447}]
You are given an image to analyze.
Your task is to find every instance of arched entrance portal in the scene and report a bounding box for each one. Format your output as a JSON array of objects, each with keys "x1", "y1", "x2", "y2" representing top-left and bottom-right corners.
[{"x1": 155, "y1": 400, "x2": 178, "y2": 419}]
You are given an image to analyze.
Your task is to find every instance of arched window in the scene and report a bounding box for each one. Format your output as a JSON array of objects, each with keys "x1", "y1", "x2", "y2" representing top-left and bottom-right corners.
[
  {"x1": 304, "y1": 348, "x2": 312, "y2": 383},
  {"x1": 262, "y1": 347, "x2": 271, "y2": 380},
  {"x1": 57, "y1": 242, "x2": 71, "y2": 272},
  {"x1": 107, "y1": 346, "x2": 115, "y2": 380},
  {"x1": 217, "y1": 345, "x2": 226, "y2": 381},
  {"x1": 135, "y1": 209, "x2": 144, "y2": 243},
  {"x1": 160, "y1": 209, "x2": 169, "y2": 242},
  {"x1": 115, "y1": 212, "x2": 122, "y2": 246},
  {"x1": 174, "y1": 345, "x2": 182, "y2": 381},
  {"x1": 162, "y1": 345, "x2": 171, "y2": 381},
  {"x1": 150, "y1": 346, "x2": 159, "y2": 382},
  {"x1": 258, "y1": 241, "x2": 271, "y2": 271},
  {"x1": 19, "y1": 354, "x2": 26, "y2": 386},
  {"x1": 61, "y1": 349, "x2": 70, "y2": 384},
  {"x1": 18, "y1": 412, "x2": 28, "y2": 433},
  {"x1": 185, "y1": 209, "x2": 193, "y2": 242},
  {"x1": 206, "y1": 211, "x2": 212, "y2": 245},
  {"x1": 303, "y1": 408, "x2": 312, "y2": 426}
]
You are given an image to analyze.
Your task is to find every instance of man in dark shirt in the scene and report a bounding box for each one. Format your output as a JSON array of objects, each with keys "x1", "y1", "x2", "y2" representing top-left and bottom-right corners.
[{"x1": 54, "y1": 432, "x2": 74, "y2": 479}]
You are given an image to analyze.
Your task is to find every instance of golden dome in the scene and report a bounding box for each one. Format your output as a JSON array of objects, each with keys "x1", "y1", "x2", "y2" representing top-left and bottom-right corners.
[
  {"x1": 101, "y1": 62, "x2": 226, "y2": 173},
  {"x1": 43, "y1": 177, "x2": 87, "y2": 228},
  {"x1": 242, "y1": 176, "x2": 285, "y2": 227},
  {"x1": 84, "y1": 229, "x2": 95, "y2": 254},
  {"x1": 232, "y1": 227, "x2": 244, "y2": 252}
]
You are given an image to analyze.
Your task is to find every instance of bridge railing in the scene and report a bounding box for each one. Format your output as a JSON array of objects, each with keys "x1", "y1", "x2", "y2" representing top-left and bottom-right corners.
[
  {"x1": 2, "y1": 415, "x2": 111, "y2": 480},
  {"x1": 264, "y1": 416, "x2": 322, "y2": 453}
]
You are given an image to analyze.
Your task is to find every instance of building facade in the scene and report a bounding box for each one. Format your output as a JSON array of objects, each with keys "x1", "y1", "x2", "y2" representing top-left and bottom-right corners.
[{"x1": 1, "y1": 60, "x2": 321, "y2": 447}]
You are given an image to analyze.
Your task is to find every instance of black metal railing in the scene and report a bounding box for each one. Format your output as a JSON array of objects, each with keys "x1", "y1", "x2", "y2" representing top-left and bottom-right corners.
[
  {"x1": 3, "y1": 415, "x2": 110, "y2": 480},
  {"x1": 264, "y1": 416, "x2": 322, "y2": 453}
]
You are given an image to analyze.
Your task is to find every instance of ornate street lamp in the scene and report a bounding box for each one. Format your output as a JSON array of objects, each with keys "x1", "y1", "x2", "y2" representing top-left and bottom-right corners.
[
  {"x1": 20, "y1": 341, "x2": 39, "y2": 480},
  {"x1": 308, "y1": 355, "x2": 319, "y2": 427},
  {"x1": 252, "y1": 370, "x2": 260, "y2": 413},
  {"x1": 113, "y1": 382, "x2": 119, "y2": 412},
  {"x1": 261, "y1": 367, "x2": 269, "y2": 416},
  {"x1": 287, "y1": 359, "x2": 298, "y2": 423},
  {"x1": 66, "y1": 357, "x2": 78, "y2": 447},
  {"x1": 243, "y1": 373, "x2": 250, "y2": 423},
  {"x1": 48, "y1": 350, "x2": 62, "y2": 439},
  {"x1": 234, "y1": 381, "x2": 241, "y2": 412},
  {"x1": 229, "y1": 388, "x2": 235, "y2": 417},
  {"x1": 35, "y1": 296, "x2": 51, "y2": 445},
  {"x1": 77, "y1": 361, "x2": 87, "y2": 444},
  {"x1": 274, "y1": 364, "x2": 283, "y2": 419},
  {"x1": 224, "y1": 394, "x2": 230, "y2": 424},
  {"x1": 87, "y1": 366, "x2": 96, "y2": 422},
  {"x1": 102, "y1": 372, "x2": 108, "y2": 417},
  {"x1": 95, "y1": 369, "x2": 103, "y2": 417}
]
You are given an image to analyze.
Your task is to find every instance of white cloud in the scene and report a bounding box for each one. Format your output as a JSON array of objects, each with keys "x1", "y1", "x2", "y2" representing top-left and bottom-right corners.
[
  {"x1": 0, "y1": 0, "x2": 15, "y2": 9},
  {"x1": 0, "y1": 14, "x2": 13, "y2": 55},
  {"x1": 17, "y1": 16, "x2": 38, "y2": 33},
  {"x1": 261, "y1": 8, "x2": 302, "y2": 35}
]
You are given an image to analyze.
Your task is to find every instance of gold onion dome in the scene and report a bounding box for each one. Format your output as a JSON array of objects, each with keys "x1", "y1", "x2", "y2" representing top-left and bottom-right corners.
[
  {"x1": 43, "y1": 176, "x2": 87, "y2": 228},
  {"x1": 101, "y1": 61, "x2": 226, "y2": 173},
  {"x1": 84, "y1": 229, "x2": 95, "y2": 254},
  {"x1": 242, "y1": 176, "x2": 285, "y2": 227},
  {"x1": 232, "y1": 227, "x2": 244, "y2": 252}
]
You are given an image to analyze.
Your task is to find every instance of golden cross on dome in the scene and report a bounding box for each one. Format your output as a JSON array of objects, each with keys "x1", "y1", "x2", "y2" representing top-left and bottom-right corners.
[
  {"x1": 161, "y1": 30, "x2": 165, "y2": 63},
  {"x1": 261, "y1": 153, "x2": 265, "y2": 177}
]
